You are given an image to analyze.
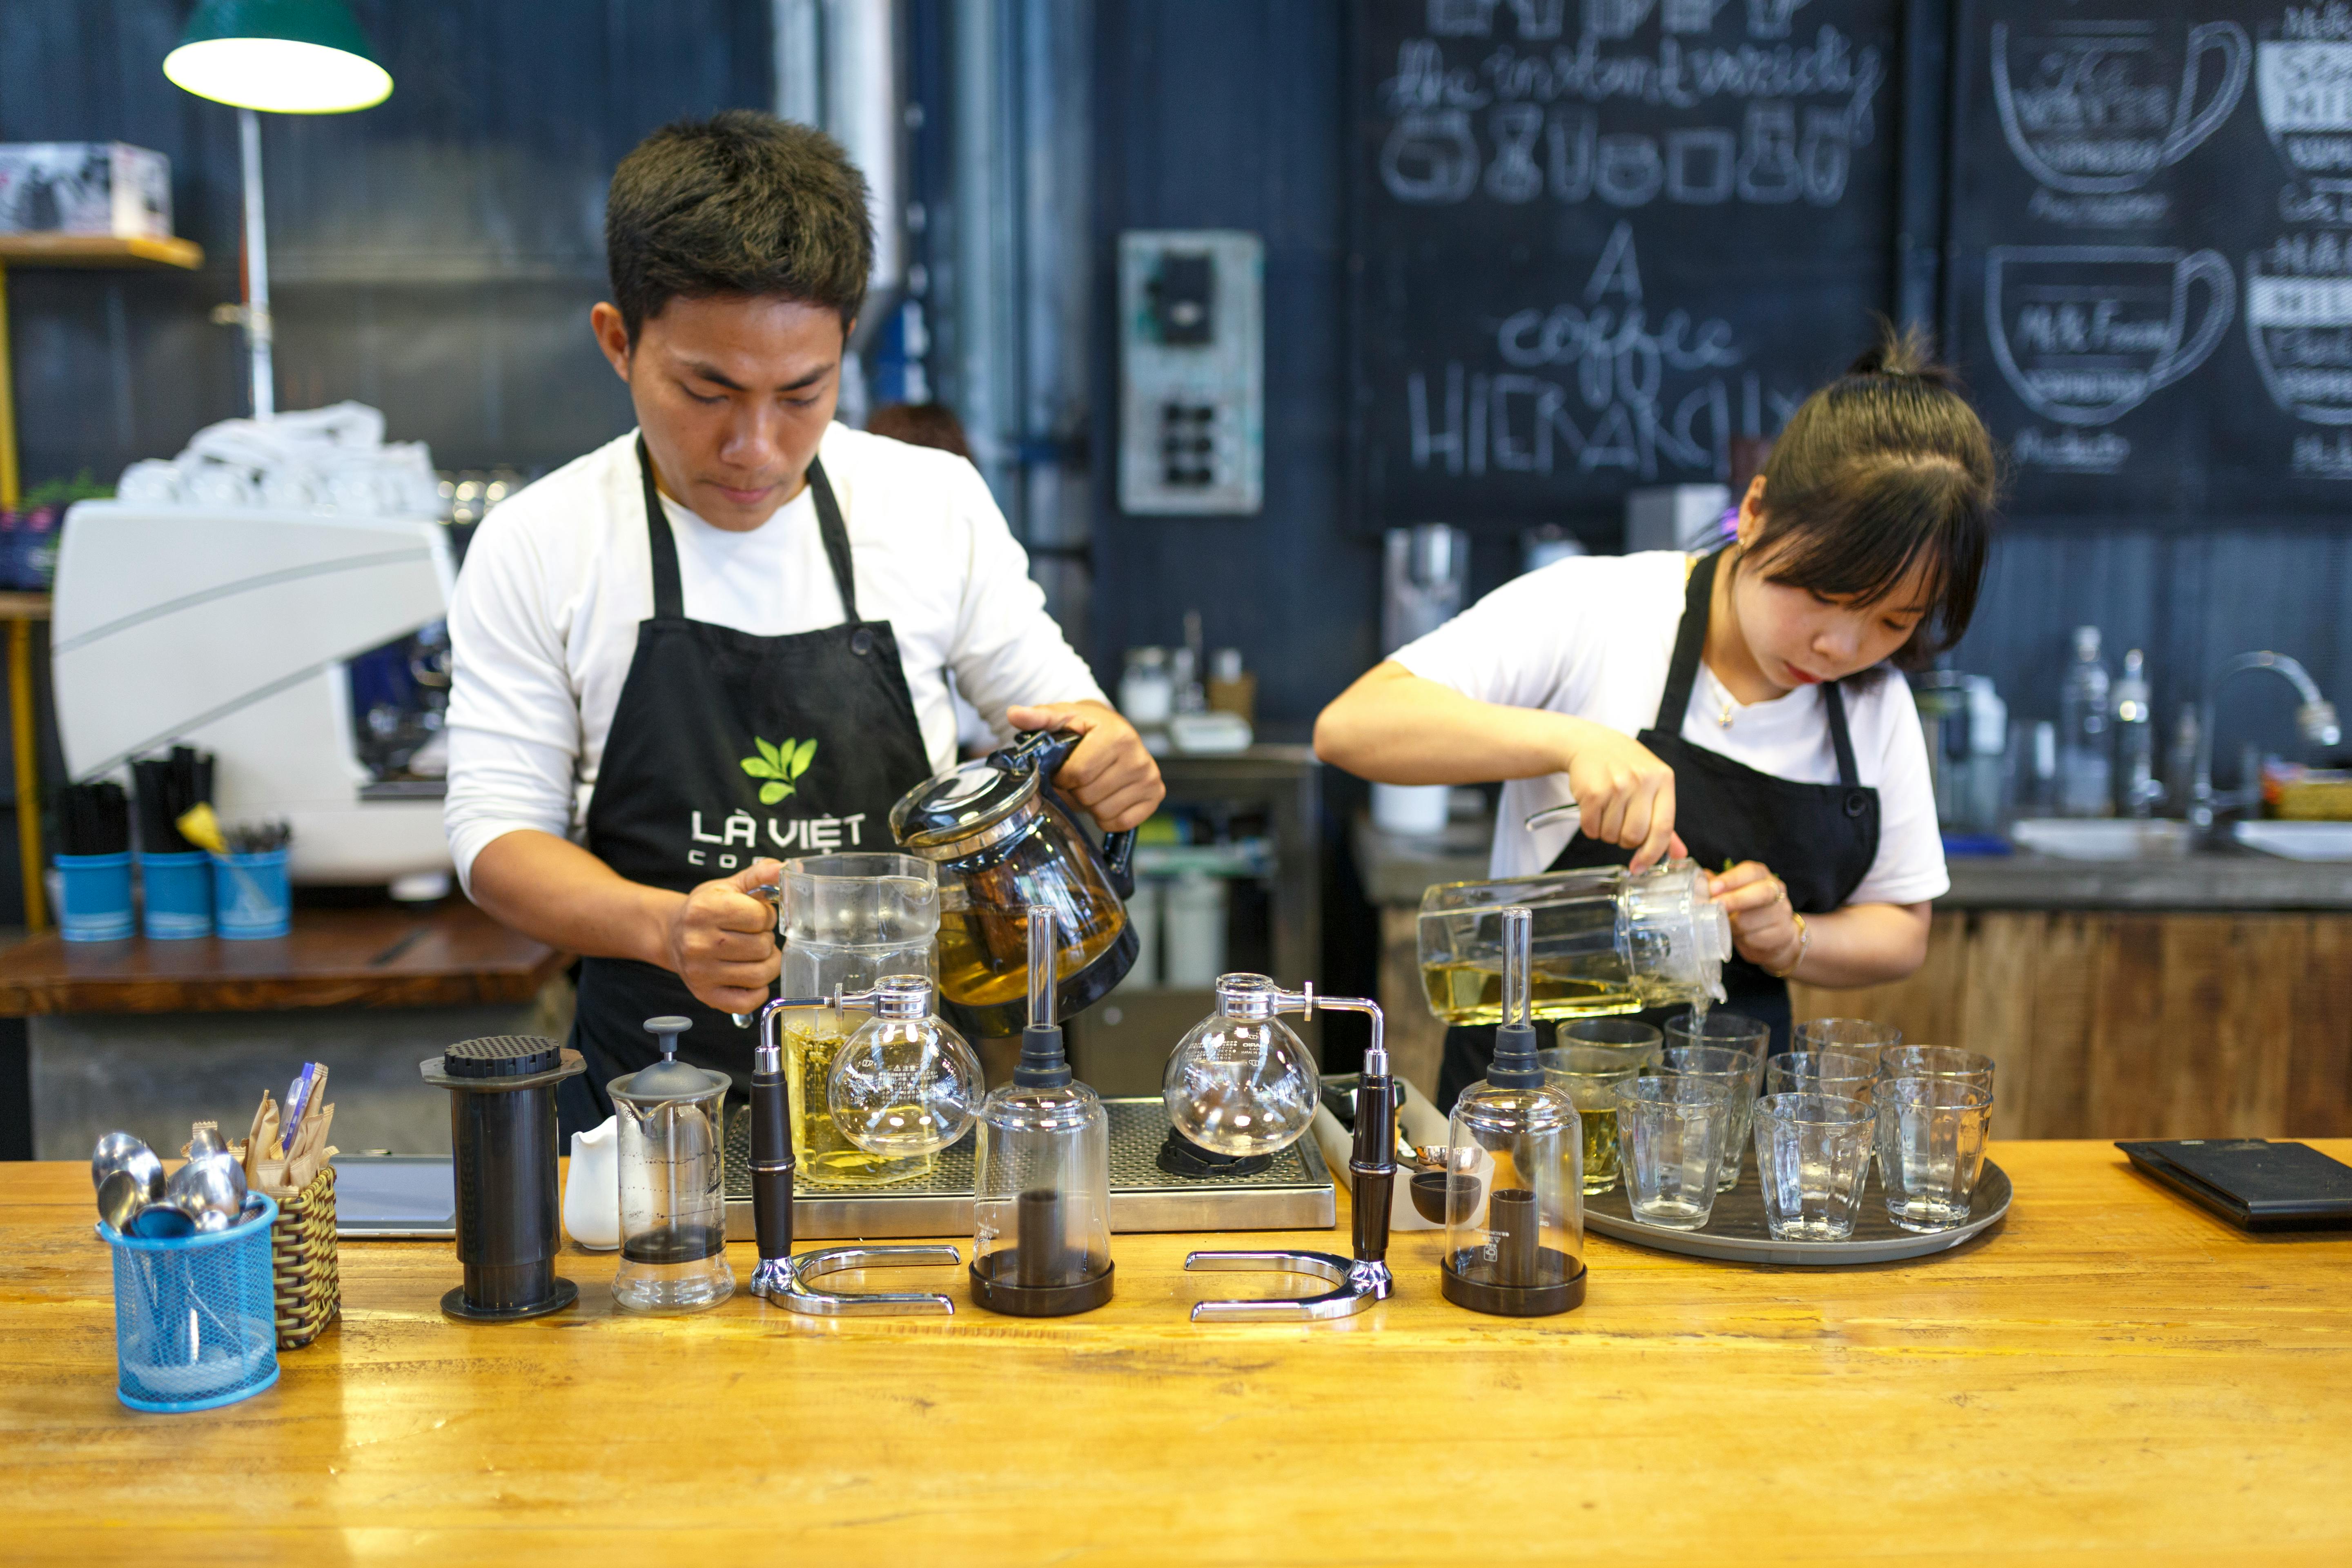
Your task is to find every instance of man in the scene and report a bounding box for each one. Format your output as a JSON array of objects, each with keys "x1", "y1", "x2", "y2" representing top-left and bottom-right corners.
[{"x1": 445, "y1": 111, "x2": 1160, "y2": 1131}]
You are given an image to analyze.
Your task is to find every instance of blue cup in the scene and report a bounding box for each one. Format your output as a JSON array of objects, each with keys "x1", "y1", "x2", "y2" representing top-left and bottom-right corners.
[
  {"x1": 212, "y1": 847, "x2": 291, "y2": 940},
  {"x1": 55, "y1": 851, "x2": 134, "y2": 942},
  {"x1": 100, "y1": 1193, "x2": 281, "y2": 1412},
  {"x1": 138, "y1": 851, "x2": 214, "y2": 940}
]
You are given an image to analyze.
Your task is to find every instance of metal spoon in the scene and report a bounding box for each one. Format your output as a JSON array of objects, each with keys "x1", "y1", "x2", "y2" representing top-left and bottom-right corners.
[
  {"x1": 91, "y1": 1132, "x2": 165, "y2": 1206},
  {"x1": 96, "y1": 1168, "x2": 151, "y2": 1234},
  {"x1": 165, "y1": 1152, "x2": 247, "y2": 1233},
  {"x1": 186, "y1": 1123, "x2": 227, "y2": 1161}
]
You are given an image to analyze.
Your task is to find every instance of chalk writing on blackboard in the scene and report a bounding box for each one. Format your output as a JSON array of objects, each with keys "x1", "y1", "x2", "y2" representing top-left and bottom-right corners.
[
  {"x1": 1991, "y1": 19, "x2": 2247, "y2": 199},
  {"x1": 2263, "y1": 7, "x2": 2352, "y2": 223}
]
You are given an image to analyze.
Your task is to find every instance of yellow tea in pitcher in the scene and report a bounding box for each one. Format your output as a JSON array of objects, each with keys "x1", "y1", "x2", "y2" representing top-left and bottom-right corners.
[{"x1": 1418, "y1": 959, "x2": 1650, "y2": 1026}]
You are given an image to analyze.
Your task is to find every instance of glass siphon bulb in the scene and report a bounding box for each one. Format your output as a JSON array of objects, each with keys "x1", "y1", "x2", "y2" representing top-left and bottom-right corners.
[
  {"x1": 826, "y1": 1012, "x2": 985, "y2": 1158},
  {"x1": 1161, "y1": 1011, "x2": 1320, "y2": 1157}
]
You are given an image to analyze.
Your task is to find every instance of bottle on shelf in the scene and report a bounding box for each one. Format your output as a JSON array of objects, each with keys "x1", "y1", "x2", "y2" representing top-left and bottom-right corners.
[
  {"x1": 2113, "y1": 648, "x2": 2159, "y2": 819},
  {"x1": 2058, "y1": 625, "x2": 2113, "y2": 818}
]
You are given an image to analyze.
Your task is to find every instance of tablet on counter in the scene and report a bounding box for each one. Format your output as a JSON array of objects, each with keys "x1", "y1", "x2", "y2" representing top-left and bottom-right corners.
[
  {"x1": 2116, "y1": 1139, "x2": 2352, "y2": 1231},
  {"x1": 330, "y1": 1154, "x2": 456, "y2": 1238}
]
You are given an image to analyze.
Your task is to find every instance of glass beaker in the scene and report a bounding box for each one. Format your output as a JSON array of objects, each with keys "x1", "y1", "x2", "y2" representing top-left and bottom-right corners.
[
  {"x1": 1163, "y1": 974, "x2": 1323, "y2": 1158},
  {"x1": 1416, "y1": 859, "x2": 1731, "y2": 1026},
  {"x1": 609, "y1": 1020, "x2": 733, "y2": 1314},
  {"x1": 779, "y1": 852, "x2": 940, "y2": 1186}
]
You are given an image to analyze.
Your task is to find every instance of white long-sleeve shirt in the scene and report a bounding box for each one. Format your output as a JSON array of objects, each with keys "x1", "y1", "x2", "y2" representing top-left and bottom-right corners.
[{"x1": 443, "y1": 425, "x2": 1105, "y2": 893}]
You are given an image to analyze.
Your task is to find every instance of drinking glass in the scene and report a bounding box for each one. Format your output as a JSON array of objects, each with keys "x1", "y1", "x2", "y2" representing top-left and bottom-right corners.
[
  {"x1": 1752, "y1": 1092, "x2": 1875, "y2": 1241},
  {"x1": 1878, "y1": 1046, "x2": 1996, "y2": 1098},
  {"x1": 1539, "y1": 1029, "x2": 1659, "y2": 1195},
  {"x1": 1613, "y1": 1076, "x2": 1731, "y2": 1230},
  {"x1": 1764, "y1": 1049, "x2": 1880, "y2": 1103},
  {"x1": 1661, "y1": 1042, "x2": 1763, "y2": 1191},
  {"x1": 1875, "y1": 1076, "x2": 1994, "y2": 1233},
  {"x1": 1794, "y1": 1017, "x2": 1901, "y2": 1070},
  {"x1": 1667, "y1": 1008, "x2": 1769, "y2": 1074}
]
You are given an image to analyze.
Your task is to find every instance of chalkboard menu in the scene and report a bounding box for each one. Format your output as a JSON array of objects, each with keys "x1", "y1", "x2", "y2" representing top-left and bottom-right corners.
[
  {"x1": 1351, "y1": 0, "x2": 1905, "y2": 532},
  {"x1": 1948, "y1": 0, "x2": 2352, "y2": 524}
]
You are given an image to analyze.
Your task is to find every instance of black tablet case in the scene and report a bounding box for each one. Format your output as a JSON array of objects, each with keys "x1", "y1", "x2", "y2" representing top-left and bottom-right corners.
[{"x1": 2115, "y1": 1140, "x2": 2352, "y2": 1232}]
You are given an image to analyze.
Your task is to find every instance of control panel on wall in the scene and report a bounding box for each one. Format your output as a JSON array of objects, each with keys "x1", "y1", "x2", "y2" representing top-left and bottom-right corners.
[{"x1": 1118, "y1": 231, "x2": 1263, "y2": 515}]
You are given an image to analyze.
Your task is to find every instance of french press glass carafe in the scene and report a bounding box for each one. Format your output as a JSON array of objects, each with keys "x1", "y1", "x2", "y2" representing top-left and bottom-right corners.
[
  {"x1": 609, "y1": 1017, "x2": 733, "y2": 1314},
  {"x1": 1417, "y1": 859, "x2": 1731, "y2": 1025},
  {"x1": 1440, "y1": 907, "x2": 1586, "y2": 1316},
  {"x1": 889, "y1": 728, "x2": 1137, "y2": 1037}
]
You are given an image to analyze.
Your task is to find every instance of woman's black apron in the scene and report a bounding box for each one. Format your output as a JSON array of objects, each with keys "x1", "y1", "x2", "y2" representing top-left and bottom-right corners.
[
  {"x1": 1437, "y1": 547, "x2": 1882, "y2": 1109},
  {"x1": 556, "y1": 439, "x2": 933, "y2": 1137}
]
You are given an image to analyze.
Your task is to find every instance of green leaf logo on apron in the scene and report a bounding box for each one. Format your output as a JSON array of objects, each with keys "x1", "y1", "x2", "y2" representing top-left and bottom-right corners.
[{"x1": 741, "y1": 736, "x2": 818, "y2": 805}]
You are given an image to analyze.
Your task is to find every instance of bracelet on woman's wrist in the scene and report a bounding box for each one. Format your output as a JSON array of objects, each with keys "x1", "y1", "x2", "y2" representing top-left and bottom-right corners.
[{"x1": 1764, "y1": 911, "x2": 1810, "y2": 980}]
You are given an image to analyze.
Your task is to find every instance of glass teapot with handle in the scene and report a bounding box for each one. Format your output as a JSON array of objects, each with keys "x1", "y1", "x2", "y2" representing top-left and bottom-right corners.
[{"x1": 889, "y1": 728, "x2": 1137, "y2": 1037}]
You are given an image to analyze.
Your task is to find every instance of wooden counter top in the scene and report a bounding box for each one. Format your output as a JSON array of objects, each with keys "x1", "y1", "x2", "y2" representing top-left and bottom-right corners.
[
  {"x1": 0, "y1": 900, "x2": 565, "y2": 1014},
  {"x1": 6, "y1": 1141, "x2": 2350, "y2": 1563}
]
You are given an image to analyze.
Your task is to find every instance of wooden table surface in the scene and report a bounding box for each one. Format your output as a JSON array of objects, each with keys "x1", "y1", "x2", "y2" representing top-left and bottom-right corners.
[
  {"x1": 7, "y1": 1141, "x2": 2350, "y2": 1562},
  {"x1": 0, "y1": 899, "x2": 565, "y2": 1015}
]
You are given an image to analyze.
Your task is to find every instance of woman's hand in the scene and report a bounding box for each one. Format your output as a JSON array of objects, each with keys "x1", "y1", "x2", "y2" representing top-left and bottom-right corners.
[
  {"x1": 1564, "y1": 727, "x2": 1686, "y2": 872},
  {"x1": 1710, "y1": 860, "x2": 1804, "y2": 976}
]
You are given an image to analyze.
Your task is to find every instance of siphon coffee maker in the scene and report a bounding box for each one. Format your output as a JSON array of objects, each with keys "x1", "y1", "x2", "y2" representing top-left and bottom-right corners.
[
  {"x1": 1173, "y1": 977, "x2": 1399, "y2": 1323},
  {"x1": 746, "y1": 989, "x2": 964, "y2": 1316},
  {"x1": 609, "y1": 1017, "x2": 733, "y2": 1314},
  {"x1": 1439, "y1": 906, "x2": 1586, "y2": 1316},
  {"x1": 889, "y1": 728, "x2": 1137, "y2": 1038},
  {"x1": 1417, "y1": 857, "x2": 1731, "y2": 1026},
  {"x1": 969, "y1": 909, "x2": 1116, "y2": 1316}
]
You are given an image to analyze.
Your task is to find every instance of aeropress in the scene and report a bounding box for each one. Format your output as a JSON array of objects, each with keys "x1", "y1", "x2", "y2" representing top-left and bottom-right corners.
[
  {"x1": 969, "y1": 908, "x2": 1115, "y2": 1316},
  {"x1": 1172, "y1": 976, "x2": 1396, "y2": 1322},
  {"x1": 746, "y1": 976, "x2": 977, "y2": 1314},
  {"x1": 1434, "y1": 905, "x2": 1587, "y2": 1316},
  {"x1": 421, "y1": 1033, "x2": 586, "y2": 1321}
]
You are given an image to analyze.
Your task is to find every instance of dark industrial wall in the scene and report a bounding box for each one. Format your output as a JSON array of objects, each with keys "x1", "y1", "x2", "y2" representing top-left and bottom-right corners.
[{"x1": 1088, "y1": 0, "x2": 1369, "y2": 732}]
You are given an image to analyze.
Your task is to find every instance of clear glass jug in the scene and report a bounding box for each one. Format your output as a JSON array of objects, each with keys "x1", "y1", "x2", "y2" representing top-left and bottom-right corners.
[
  {"x1": 1416, "y1": 859, "x2": 1731, "y2": 1026},
  {"x1": 609, "y1": 1017, "x2": 733, "y2": 1314},
  {"x1": 777, "y1": 853, "x2": 940, "y2": 1186}
]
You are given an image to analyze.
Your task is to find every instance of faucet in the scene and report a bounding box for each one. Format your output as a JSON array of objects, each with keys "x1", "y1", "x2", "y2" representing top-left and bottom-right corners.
[{"x1": 2188, "y1": 652, "x2": 2342, "y2": 832}]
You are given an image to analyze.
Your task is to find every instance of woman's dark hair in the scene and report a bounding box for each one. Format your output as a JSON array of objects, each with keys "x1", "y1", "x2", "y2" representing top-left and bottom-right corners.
[
  {"x1": 605, "y1": 110, "x2": 872, "y2": 341},
  {"x1": 1741, "y1": 323, "x2": 1998, "y2": 669}
]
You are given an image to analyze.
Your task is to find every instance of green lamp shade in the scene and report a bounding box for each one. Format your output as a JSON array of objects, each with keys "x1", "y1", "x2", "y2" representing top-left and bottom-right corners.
[{"x1": 164, "y1": 0, "x2": 392, "y2": 114}]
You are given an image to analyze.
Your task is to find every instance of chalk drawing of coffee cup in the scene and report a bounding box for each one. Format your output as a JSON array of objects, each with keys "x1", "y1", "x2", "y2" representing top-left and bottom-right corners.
[
  {"x1": 1985, "y1": 247, "x2": 2235, "y2": 425},
  {"x1": 1992, "y1": 19, "x2": 2248, "y2": 194},
  {"x1": 2257, "y1": 36, "x2": 2352, "y2": 186},
  {"x1": 2245, "y1": 256, "x2": 2352, "y2": 424}
]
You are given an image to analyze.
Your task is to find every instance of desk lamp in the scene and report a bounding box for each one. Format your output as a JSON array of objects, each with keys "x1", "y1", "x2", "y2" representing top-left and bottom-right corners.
[{"x1": 163, "y1": 0, "x2": 393, "y2": 416}]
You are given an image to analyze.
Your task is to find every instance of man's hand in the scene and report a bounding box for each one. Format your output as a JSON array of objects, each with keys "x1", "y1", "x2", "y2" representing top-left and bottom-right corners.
[
  {"x1": 664, "y1": 858, "x2": 783, "y2": 1015},
  {"x1": 1004, "y1": 699, "x2": 1165, "y2": 831}
]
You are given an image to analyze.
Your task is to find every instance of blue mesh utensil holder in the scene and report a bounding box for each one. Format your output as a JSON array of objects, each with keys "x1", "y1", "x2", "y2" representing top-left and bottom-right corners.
[{"x1": 101, "y1": 1193, "x2": 281, "y2": 1412}]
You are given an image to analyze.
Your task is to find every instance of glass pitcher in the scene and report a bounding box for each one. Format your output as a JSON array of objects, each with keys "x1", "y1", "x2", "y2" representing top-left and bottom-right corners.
[
  {"x1": 777, "y1": 853, "x2": 941, "y2": 1186},
  {"x1": 889, "y1": 729, "x2": 1136, "y2": 1036},
  {"x1": 1416, "y1": 860, "x2": 1731, "y2": 1026}
]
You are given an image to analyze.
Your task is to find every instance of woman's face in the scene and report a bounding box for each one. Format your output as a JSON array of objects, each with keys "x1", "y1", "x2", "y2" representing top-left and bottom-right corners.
[{"x1": 1728, "y1": 477, "x2": 1931, "y2": 690}]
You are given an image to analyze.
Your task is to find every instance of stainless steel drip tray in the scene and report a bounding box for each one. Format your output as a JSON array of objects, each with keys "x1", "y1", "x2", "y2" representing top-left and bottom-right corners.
[{"x1": 724, "y1": 1098, "x2": 1334, "y2": 1241}]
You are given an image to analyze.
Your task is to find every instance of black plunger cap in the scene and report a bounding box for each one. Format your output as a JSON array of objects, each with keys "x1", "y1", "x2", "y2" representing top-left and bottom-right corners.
[
  {"x1": 443, "y1": 1034, "x2": 563, "y2": 1079},
  {"x1": 1488, "y1": 1020, "x2": 1544, "y2": 1090}
]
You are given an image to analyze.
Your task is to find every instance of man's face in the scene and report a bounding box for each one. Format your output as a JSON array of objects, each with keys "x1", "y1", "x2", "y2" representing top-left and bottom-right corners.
[{"x1": 591, "y1": 294, "x2": 851, "y2": 532}]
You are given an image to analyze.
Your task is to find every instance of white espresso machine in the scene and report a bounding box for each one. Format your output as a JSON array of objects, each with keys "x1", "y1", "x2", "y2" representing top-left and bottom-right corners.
[{"x1": 51, "y1": 501, "x2": 459, "y2": 895}]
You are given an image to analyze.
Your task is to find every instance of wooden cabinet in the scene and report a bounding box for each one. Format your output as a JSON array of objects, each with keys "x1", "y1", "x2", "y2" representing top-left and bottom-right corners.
[{"x1": 1792, "y1": 910, "x2": 2352, "y2": 1141}]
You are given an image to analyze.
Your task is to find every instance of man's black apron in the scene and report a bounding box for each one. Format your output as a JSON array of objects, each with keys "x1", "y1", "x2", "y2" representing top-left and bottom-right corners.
[
  {"x1": 556, "y1": 438, "x2": 932, "y2": 1137},
  {"x1": 1438, "y1": 546, "x2": 1882, "y2": 1109}
]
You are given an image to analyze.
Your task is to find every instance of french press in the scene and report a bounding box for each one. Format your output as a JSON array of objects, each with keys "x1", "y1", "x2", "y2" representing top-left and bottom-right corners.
[
  {"x1": 608, "y1": 1017, "x2": 733, "y2": 1314},
  {"x1": 889, "y1": 728, "x2": 1137, "y2": 1037},
  {"x1": 1172, "y1": 978, "x2": 1399, "y2": 1323},
  {"x1": 745, "y1": 977, "x2": 977, "y2": 1314}
]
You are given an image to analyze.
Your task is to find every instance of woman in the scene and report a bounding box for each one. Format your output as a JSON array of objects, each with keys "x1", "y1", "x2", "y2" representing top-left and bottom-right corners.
[{"x1": 1315, "y1": 330, "x2": 1996, "y2": 1106}]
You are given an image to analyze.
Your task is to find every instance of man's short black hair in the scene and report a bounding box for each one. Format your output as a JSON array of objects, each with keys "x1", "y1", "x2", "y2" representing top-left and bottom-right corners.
[{"x1": 605, "y1": 110, "x2": 872, "y2": 341}]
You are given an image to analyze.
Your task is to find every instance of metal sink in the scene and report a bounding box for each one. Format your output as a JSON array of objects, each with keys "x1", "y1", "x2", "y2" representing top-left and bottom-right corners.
[
  {"x1": 2008, "y1": 818, "x2": 2194, "y2": 861},
  {"x1": 2231, "y1": 822, "x2": 2352, "y2": 862}
]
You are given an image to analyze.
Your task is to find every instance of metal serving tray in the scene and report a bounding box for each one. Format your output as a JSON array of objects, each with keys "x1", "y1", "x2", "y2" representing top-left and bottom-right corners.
[
  {"x1": 1584, "y1": 1159, "x2": 2011, "y2": 1265},
  {"x1": 722, "y1": 1096, "x2": 1335, "y2": 1242}
]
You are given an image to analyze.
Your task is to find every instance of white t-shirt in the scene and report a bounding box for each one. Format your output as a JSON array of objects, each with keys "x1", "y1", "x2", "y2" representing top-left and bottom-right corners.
[
  {"x1": 1391, "y1": 550, "x2": 1948, "y2": 906},
  {"x1": 443, "y1": 425, "x2": 1105, "y2": 893}
]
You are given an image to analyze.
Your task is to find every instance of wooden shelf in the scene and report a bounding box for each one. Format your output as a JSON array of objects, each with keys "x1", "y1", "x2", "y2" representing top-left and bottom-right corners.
[
  {"x1": 0, "y1": 900, "x2": 566, "y2": 1014},
  {"x1": 0, "y1": 234, "x2": 204, "y2": 270},
  {"x1": 0, "y1": 592, "x2": 49, "y2": 620}
]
